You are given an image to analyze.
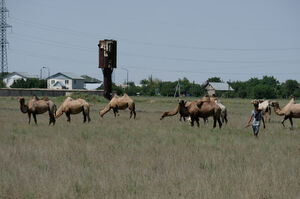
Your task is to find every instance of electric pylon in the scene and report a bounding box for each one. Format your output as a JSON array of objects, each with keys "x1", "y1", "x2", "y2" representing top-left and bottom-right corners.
[{"x1": 0, "y1": 0, "x2": 11, "y2": 76}]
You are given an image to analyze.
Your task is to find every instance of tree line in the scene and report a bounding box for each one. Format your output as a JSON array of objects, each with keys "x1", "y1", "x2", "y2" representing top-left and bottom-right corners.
[
  {"x1": 1, "y1": 74, "x2": 299, "y2": 99},
  {"x1": 111, "y1": 76, "x2": 300, "y2": 99}
]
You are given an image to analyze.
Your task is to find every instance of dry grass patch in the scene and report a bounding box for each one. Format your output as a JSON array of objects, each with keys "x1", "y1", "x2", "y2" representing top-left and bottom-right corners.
[{"x1": 0, "y1": 97, "x2": 299, "y2": 198}]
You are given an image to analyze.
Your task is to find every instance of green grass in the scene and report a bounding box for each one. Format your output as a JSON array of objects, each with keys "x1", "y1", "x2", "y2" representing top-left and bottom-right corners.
[{"x1": 0, "y1": 96, "x2": 299, "y2": 198}]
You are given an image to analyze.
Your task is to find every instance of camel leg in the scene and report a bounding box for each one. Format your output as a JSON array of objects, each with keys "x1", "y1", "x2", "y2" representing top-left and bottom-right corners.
[
  {"x1": 212, "y1": 116, "x2": 216, "y2": 128},
  {"x1": 268, "y1": 108, "x2": 271, "y2": 122},
  {"x1": 289, "y1": 117, "x2": 293, "y2": 130},
  {"x1": 195, "y1": 117, "x2": 200, "y2": 127},
  {"x1": 113, "y1": 109, "x2": 117, "y2": 117},
  {"x1": 87, "y1": 111, "x2": 91, "y2": 123},
  {"x1": 281, "y1": 115, "x2": 288, "y2": 128},
  {"x1": 132, "y1": 109, "x2": 136, "y2": 119},
  {"x1": 190, "y1": 117, "x2": 194, "y2": 127},
  {"x1": 28, "y1": 112, "x2": 31, "y2": 124},
  {"x1": 218, "y1": 118, "x2": 222, "y2": 128},
  {"x1": 224, "y1": 115, "x2": 228, "y2": 124},
  {"x1": 83, "y1": 106, "x2": 91, "y2": 122},
  {"x1": 221, "y1": 115, "x2": 224, "y2": 123},
  {"x1": 33, "y1": 113, "x2": 37, "y2": 125},
  {"x1": 66, "y1": 112, "x2": 71, "y2": 122},
  {"x1": 82, "y1": 110, "x2": 87, "y2": 123},
  {"x1": 48, "y1": 112, "x2": 52, "y2": 125},
  {"x1": 52, "y1": 114, "x2": 56, "y2": 125},
  {"x1": 179, "y1": 115, "x2": 182, "y2": 121}
]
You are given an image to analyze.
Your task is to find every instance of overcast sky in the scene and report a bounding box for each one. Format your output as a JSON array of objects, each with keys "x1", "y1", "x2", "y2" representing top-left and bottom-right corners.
[{"x1": 6, "y1": 0, "x2": 300, "y2": 84}]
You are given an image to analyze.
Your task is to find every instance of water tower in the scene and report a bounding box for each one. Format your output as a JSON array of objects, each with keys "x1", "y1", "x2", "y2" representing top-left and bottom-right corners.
[{"x1": 98, "y1": 39, "x2": 117, "y2": 100}]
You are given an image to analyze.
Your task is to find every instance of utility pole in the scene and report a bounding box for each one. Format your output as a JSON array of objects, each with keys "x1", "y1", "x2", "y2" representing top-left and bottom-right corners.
[
  {"x1": 40, "y1": 66, "x2": 50, "y2": 79},
  {"x1": 121, "y1": 67, "x2": 129, "y2": 88},
  {"x1": 174, "y1": 80, "x2": 180, "y2": 97},
  {"x1": 0, "y1": 0, "x2": 11, "y2": 77}
]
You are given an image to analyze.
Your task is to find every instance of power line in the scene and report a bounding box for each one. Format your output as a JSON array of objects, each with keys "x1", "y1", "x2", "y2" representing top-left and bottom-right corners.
[{"x1": 10, "y1": 16, "x2": 300, "y2": 52}]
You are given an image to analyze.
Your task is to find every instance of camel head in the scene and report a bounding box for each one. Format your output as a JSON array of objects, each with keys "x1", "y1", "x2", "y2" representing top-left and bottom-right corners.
[
  {"x1": 178, "y1": 99, "x2": 187, "y2": 107},
  {"x1": 19, "y1": 97, "x2": 28, "y2": 113},
  {"x1": 271, "y1": 101, "x2": 279, "y2": 108},
  {"x1": 251, "y1": 99, "x2": 264, "y2": 104}
]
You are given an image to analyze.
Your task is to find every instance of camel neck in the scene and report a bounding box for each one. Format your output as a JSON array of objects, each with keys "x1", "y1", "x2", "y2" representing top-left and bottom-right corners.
[{"x1": 273, "y1": 106, "x2": 284, "y2": 116}]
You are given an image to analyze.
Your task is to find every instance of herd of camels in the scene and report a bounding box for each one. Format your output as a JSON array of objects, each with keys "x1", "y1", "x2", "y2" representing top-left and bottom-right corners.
[{"x1": 18, "y1": 93, "x2": 300, "y2": 129}]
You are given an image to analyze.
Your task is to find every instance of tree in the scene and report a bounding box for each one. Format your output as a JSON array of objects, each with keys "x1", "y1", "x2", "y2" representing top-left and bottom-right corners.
[
  {"x1": 206, "y1": 77, "x2": 222, "y2": 83},
  {"x1": 281, "y1": 80, "x2": 299, "y2": 98},
  {"x1": 0, "y1": 77, "x2": 6, "y2": 88}
]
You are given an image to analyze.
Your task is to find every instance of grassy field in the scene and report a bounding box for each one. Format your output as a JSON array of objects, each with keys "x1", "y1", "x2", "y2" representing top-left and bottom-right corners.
[{"x1": 0, "y1": 96, "x2": 299, "y2": 198}]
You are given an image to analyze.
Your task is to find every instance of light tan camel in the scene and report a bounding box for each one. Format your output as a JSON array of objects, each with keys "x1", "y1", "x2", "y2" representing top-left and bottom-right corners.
[
  {"x1": 271, "y1": 98, "x2": 300, "y2": 129},
  {"x1": 100, "y1": 93, "x2": 136, "y2": 119},
  {"x1": 210, "y1": 95, "x2": 228, "y2": 124},
  {"x1": 251, "y1": 99, "x2": 271, "y2": 122},
  {"x1": 55, "y1": 97, "x2": 91, "y2": 123},
  {"x1": 19, "y1": 95, "x2": 56, "y2": 125}
]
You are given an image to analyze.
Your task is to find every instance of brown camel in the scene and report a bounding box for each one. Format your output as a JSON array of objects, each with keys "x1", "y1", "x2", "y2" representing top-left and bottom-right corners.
[
  {"x1": 162, "y1": 99, "x2": 222, "y2": 128},
  {"x1": 55, "y1": 97, "x2": 91, "y2": 123},
  {"x1": 193, "y1": 98, "x2": 222, "y2": 128},
  {"x1": 271, "y1": 98, "x2": 300, "y2": 129},
  {"x1": 251, "y1": 99, "x2": 271, "y2": 122},
  {"x1": 100, "y1": 93, "x2": 136, "y2": 119},
  {"x1": 19, "y1": 95, "x2": 56, "y2": 125}
]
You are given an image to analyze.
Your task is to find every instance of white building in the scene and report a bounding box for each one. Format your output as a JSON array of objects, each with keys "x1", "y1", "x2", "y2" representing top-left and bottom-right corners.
[
  {"x1": 3, "y1": 72, "x2": 38, "y2": 87},
  {"x1": 81, "y1": 75, "x2": 102, "y2": 90},
  {"x1": 47, "y1": 72, "x2": 85, "y2": 90}
]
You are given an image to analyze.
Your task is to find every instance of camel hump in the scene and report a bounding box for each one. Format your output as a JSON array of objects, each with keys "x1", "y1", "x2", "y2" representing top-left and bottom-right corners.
[
  {"x1": 42, "y1": 96, "x2": 49, "y2": 101},
  {"x1": 32, "y1": 95, "x2": 39, "y2": 100}
]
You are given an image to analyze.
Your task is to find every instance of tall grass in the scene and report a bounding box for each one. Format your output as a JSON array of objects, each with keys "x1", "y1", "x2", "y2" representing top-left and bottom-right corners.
[{"x1": 0, "y1": 97, "x2": 299, "y2": 198}]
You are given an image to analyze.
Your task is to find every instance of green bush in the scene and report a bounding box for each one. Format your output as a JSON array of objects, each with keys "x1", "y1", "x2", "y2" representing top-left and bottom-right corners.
[{"x1": 11, "y1": 78, "x2": 47, "y2": 88}]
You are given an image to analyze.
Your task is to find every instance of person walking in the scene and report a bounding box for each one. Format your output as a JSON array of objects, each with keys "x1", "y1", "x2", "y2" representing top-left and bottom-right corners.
[{"x1": 245, "y1": 103, "x2": 266, "y2": 138}]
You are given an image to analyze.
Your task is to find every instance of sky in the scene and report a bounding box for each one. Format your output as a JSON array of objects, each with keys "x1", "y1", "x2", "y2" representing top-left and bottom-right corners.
[{"x1": 6, "y1": 0, "x2": 300, "y2": 84}]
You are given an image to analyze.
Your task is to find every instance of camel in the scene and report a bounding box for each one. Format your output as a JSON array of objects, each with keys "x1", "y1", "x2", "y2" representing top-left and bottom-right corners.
[
  {"x1": 164, "y1": 99, "x2": 222, "y2": 128},
  {"x1": 271, "y1": 98, "x2": 300, "y2": 129},
  {"x1": 55, "y1": 97, "x2": 91, "y2": 123},
  {"x1": 209, "y1": 95, "x2": 228, "y2": 124},
  {"x1": 100, "y1": 93, "x2": 136, "y2": 119},
  {"x1": 251, "y1": 99, "x2": 271, "y2": 122},
  {"x1": 193, "y1": 98, "x2": 222, "y2": 128},
  {"x1": 160, "y1": 100, "x2": 191, "y2": 121},
  {"x1": 160, "y1": 100, "x2": 209, "y2": 123},
  {"x1": 19, "y1": 95, "x2": 56, "y2": 125}
]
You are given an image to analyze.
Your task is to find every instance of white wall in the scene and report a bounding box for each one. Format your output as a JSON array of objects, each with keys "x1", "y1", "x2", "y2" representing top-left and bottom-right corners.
[
  {"x1": 47, "y1": 78, "x2": 85, "y2": 89},
  {"x1": 47, "y1": 78, "x2": 72, "y2": 89}
]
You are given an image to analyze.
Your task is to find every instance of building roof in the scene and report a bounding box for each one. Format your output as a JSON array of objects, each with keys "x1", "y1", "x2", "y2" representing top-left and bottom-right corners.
[
  {"x1": 3, "y1": 72, "x2": 38, "y2": 79},
  {"x1": 47, "y1": 72, "x2": 84, "y2": 80},
  {"x1": 81, "y1": 75, "x2": 101, "y2": 83},
  {"x1": 205, "y1": 82, "x2": 234, "y2": 91}
]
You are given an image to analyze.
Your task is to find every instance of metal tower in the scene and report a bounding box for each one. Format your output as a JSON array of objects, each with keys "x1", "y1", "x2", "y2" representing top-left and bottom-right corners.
[{"x1": 0, "y1": 0, "x2": 11, "y2": 76}]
